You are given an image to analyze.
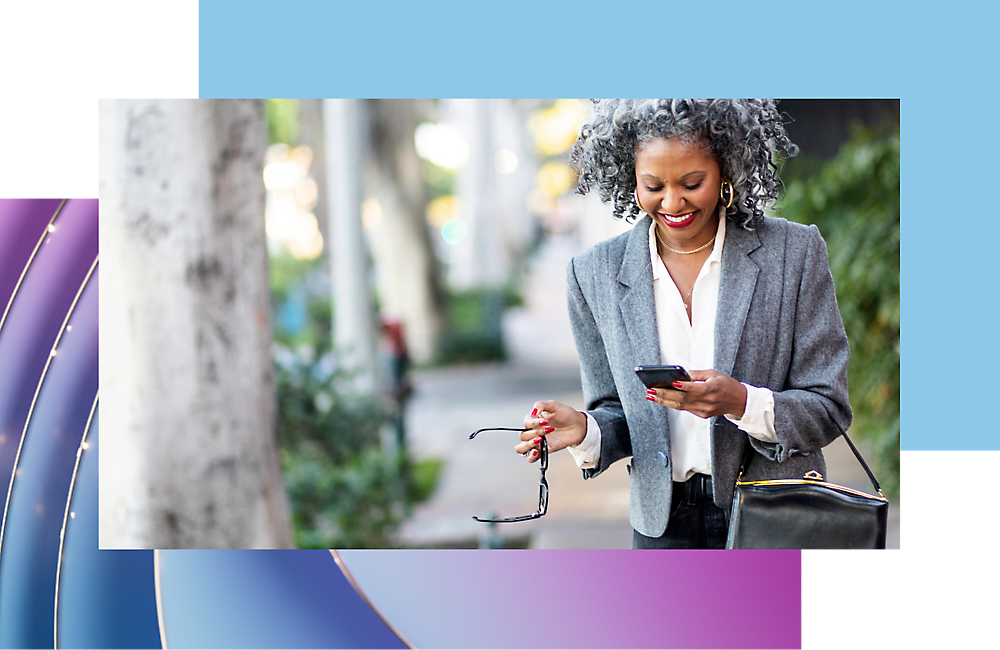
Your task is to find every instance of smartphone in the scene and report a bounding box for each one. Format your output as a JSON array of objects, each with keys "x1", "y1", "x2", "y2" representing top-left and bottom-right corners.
[{"x1": 635, "y1": 365, "x2": 691, "y2": 389}]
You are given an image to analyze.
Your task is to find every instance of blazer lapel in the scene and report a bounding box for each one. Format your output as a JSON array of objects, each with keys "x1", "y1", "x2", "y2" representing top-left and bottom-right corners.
[
  {"x1": 616, "y1": 217, "x2": 671, "y2": 451},
  {"x1": 617, "y1": 216, "x2": 660, "y2": 367},
  {"x1": 714, "y1": 220, "x2": 761, "y2": 377}
]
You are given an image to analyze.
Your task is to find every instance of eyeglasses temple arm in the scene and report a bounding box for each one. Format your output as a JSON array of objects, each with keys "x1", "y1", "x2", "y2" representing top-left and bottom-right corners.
[{"x1": 468, "y1": 427, "x2": 530, "y2": 440}]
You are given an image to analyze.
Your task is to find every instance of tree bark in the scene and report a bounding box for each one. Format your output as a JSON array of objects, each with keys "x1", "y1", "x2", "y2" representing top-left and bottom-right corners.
[
  {"x1": 324, "y1": 99, "x2": 378, "y2": 389},
  {"x1": 366, "y1": 99, "x2": 445, "y2": 364},
  {"x1": 99, "y1": 99, "x2": 294, "y2": 549},
  {"x1": 298, "y1": 99, "x2": 329, "y2": 246}
]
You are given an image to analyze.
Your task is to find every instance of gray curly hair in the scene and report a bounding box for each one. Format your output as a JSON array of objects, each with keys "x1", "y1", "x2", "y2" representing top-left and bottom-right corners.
[{"x1": 570, "y1": 99, "x2": 798, "y2": 228}]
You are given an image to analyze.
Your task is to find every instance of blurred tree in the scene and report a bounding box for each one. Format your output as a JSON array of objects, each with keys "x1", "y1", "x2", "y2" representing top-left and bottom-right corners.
[
  {"x1": 299, "y1": 99, "x2": 329, "y2": 247},
  {"x1": 99, "y1": 99, "x2": 294, "y2": 548},
  {"x1": 780, "y1": 125, "x2": 900, "y2": 498},
  {"x1": 325, "y1": 99, "x2": 378, "y2": 390},
  {"x1": 448, "y1": 99, "x2": 514, "y2": 290},
  {"x1": 366, "y1": 99, "x2": 446, "y2": 364},
  {"x1": 265, "y1": 100, "x2": 448, "y2": 547}
]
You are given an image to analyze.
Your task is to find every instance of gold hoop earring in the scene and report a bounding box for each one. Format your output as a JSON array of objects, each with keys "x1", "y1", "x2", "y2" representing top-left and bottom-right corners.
[
  {"x1": 634, "y1": 190, "x2": 646, "y2": 215},
  {"x1": 720, "y1": 179, "x2": 734, "y2": 209}
]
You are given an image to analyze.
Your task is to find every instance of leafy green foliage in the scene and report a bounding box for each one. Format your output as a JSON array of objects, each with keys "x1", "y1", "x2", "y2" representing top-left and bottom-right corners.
[
  {"x1": 265, "y1": 99, "x2": 300, "y2": 146},
  {"x1": 269, "y1": 252, "x2": 332, "y2": 350},
  {"x1": 779, "y1": 125, "x2": 900, "y2": 498},
  {"x1": 283, "y1": 445, "x2": 407, "y2": 549},
  {"x1": 269, "y1": 251, "x2": 319, "y2": 299},
  {"x1": 274, "y1": 350, "x2": 381, "y2": 465},
  {"x1": 434, "y1": 287, "x2": 524, "y2": 365},
  {"x1": 409, "y1": 457, "x2": 445, "y2": 504},
  {"x1": 271, "y1": 258, "x2": 444, "y2": 548},
  {"x1": 275, "y1": 348, "x2": 443, "y2": 549},
  {"x1": 275, "y1": 350, "x2": 399, "y2": 548},
  {"x1": 420, "y1": 159, "x2": 455, "y2": 200}
]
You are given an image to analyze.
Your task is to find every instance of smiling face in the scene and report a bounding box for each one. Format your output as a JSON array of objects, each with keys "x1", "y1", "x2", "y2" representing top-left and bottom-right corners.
[{"x1": 634, "y1": 137, "x2": 722, "y2": 251}]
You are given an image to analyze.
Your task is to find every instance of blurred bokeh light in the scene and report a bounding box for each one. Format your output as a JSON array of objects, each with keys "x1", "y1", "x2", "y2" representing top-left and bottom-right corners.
[
  {"x1": 439, "y1": 218, "x2": 468, "y2": 245},
  {"x1": 414, "y1": 122, "x2": 469, "y2": 170},
  {"x1": 529, "y1": 99, "x2": 586, "y2": 158},
  {"x1": 536, "y1": 160, "x2": 576, "y2": 198},
  {"x1": 362, "y1": 197, "x2": 383, "y2": 232},
  {"x1": 494, "y1": 149, "x2": 518, "y2": 174},
  {"x1": 264, "y1": 143, "x2": 323, "y2": 260},
  {"x1": 426, "y1": 195, "x2": 458, "y2": 229}
]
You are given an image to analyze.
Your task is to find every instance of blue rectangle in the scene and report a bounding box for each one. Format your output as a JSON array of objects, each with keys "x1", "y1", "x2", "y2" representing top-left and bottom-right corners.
[{"x1": 199, "y1": 0, "x2": 1000, "y2": 450}]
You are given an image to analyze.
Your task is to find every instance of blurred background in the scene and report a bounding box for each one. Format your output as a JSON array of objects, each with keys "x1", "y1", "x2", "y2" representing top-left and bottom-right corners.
[{"x1": 99, "y1": 99, "x2": 899, "y2": 549}]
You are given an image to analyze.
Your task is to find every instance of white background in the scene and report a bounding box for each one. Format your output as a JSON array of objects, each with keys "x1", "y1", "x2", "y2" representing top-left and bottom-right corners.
[{"x1": 1, "y1": 3, "x2": 993, "y2": 648}]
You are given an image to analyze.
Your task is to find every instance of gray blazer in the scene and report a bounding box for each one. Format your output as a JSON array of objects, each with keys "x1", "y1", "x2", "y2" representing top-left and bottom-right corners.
[{"x1": 567, "y1": 214, "x2": 852, "y2": 538}]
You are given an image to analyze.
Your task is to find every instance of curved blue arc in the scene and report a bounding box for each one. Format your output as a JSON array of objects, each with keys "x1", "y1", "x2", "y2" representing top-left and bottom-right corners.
[
  {"x1": 56, "y1": 403, "x2": 163, "y2": 649},
  {"x1": 157, "y1": 550, "x2": 407, "y2": 649},
  {"x1": 0, "y1": 200, "x2": 159, "y2": 649},
  {"x1": 0, "y1": 200, "x2": 99, "y2": 536},
  {"x1": 0, "y1": 266, "x2": 99, "y2": 647}
]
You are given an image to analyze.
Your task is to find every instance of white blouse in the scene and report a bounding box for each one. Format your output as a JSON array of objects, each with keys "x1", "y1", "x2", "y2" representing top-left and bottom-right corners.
[{"x1": 568, "y1": 213, "x2": 777, "y2": 482}]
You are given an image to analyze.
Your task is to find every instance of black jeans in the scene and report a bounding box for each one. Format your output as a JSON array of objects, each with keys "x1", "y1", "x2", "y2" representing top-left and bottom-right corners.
[{"x1": 633, "y1": 474, "x2": 730, "y2": 549}]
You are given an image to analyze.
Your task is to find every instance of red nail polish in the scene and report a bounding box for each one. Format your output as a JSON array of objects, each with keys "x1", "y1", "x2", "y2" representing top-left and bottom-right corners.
[
  {"x1": 539, "y1": 419, "x2": 548, "y2": 426},
  {"x1": 647, "y1": 388, "x2": 656, "y2": 394},
  {"x1": 531, "y1": 408, "x2": 538, "y2": 417},
  {"x1": 647, "y1": 395, "x2": 655, "y2": 401},
  {"x1": 531, "y1": 450, "x2": 538, "y2": 457},
  {"x1": 672, "y1": 381, "x2": 683, "y2": 389},
  {"x1": 533, "y1": 437, "x2": 543, "y2": 444},
  {"x1": 544, "y1": 426, "x2": 554, "y2": 433}
]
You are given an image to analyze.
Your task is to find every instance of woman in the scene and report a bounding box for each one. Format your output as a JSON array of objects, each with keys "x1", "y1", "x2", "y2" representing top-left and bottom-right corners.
[{"x1": 514, "y1": 99, "x2": 851, "y2": 549}]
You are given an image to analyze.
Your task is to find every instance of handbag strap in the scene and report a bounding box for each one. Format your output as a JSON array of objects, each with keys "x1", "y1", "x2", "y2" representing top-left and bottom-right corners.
[
  {"x1": 737, "y1": 429, "x2": 885, "y2": 499},
  {"x1": 839, "y1": 430, "x2": 885, "y2": 498}
]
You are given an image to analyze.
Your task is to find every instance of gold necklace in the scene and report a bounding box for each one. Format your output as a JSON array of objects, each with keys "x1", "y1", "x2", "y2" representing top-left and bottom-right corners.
[{"x1": 655, "y1": 227, "x2": 716, "y2": 255}]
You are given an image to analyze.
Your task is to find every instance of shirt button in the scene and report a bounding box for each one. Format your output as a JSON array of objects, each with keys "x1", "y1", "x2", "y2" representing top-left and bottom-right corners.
[{"x1": 657, "y1": 451, "x2": 668, "y2": 467}]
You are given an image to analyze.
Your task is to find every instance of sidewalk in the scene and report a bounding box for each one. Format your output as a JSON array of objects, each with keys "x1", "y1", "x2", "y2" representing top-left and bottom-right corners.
[
  {"x1": 399, "y1": 234, "x2": 632, "y2": 549},
  {"x1": 399, "y1": 233, "x2": 900, "y2": 549}
]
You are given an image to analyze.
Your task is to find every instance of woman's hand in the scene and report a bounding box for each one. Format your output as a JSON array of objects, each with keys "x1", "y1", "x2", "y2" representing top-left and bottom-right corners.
[
  {"x1": 647, "y1": 369, "x2": 748, "y2": 420},
  {"x1": 514, "y1": 400, "x2": 587, "y2": 463}
]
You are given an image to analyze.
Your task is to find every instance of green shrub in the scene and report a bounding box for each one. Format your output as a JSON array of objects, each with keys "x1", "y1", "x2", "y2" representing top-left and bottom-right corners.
[
  {"x1": 409, "y1": 457, "x2": 445, "y2": 504},
  {"x1": 435, "y1": 288, "x2": 510, "y2": 364},
  {"x1": 274, "y1": 348, "x2": 380, "y2": 465},
  {"x1": 779, "y1": 125, "x2": 900, "y2": 499},
  {"x1": 283, "y1": 445, "x2": 407, "y2": 549},
  {"x1": 265, "y1": 99, "x2": 300, "y2": 146},
  {"x1": 274, "y1": 345, "x2": 448, "y2": 549}
]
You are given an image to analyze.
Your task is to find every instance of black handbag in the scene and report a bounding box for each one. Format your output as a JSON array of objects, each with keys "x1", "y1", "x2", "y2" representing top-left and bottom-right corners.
[{"x1": 726, "y1": 432, "x2": 889, "y2": 549}]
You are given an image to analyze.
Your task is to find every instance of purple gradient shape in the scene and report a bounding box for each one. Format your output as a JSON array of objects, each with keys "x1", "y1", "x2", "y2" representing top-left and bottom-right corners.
[
  {"x1": 0, "y1": 199, "x2": 64, "y2": 314},
  {"x1": 339, "y1": 549, "x2": 801, "y2": 649},
  {"x1": 0, "y1": 199, "x2": 98, "y2": 520},
  {"x1": 0, "y1": 268, "x2": 99, "y2": 647},
  {"x1": 157, "y1": 550, "x2": 407, "y2": 649}
]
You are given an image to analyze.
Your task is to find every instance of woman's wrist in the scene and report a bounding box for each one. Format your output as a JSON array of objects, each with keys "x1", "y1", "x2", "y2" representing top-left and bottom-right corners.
[
  {"x1": 571, "y1": 410, "x2": 588, "y2": 447},
  {"x1": 725, "y1": 381, "x2": 748, "y2": 420}
]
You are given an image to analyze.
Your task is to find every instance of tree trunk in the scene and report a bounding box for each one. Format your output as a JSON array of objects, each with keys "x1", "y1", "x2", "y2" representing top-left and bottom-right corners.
[
  {"x1": 324, "y1": 99, "x2": 378, "y2": 389},
  {"x1": 99, "y1": 99, "x2": 294, "y2": 549},
  {"x1": 298, "y1": 99, "x2": 329, "y2": 247},
  {"x1": 448, "y1": 99, "x2": 508, "y2": 289},
  {"x1": 366, "y1": 99, "x2": 445, "y2": 364}
]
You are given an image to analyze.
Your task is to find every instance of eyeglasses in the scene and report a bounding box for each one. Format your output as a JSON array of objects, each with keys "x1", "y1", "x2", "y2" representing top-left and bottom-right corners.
[{"x1": 468, "y1": 427, "x2": 548, "y2": 523}]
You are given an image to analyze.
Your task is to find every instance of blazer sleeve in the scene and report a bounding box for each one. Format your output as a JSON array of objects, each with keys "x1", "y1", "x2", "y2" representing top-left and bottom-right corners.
[
  {"x1": 566, "y1": 256, "x2": 631, "y2": 478},
  {"x1": 753, "y1": 224, "x2": 853, "y2": 462}
]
